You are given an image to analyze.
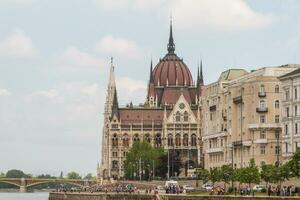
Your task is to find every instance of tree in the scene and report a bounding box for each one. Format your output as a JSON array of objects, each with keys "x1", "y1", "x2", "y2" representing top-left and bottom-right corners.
[
  {"x1": 0, "y1": 172, "x2": 5, "y2": 178},
  {"x1": 220, "y1": 165, "x2": 235, "y2": 190},
  {"x1": 59, "y1": 171, "x2": 64, "y2": 179},
  {"x1": 209, "y1": 167, "x2": 221, "y2": 185},
  {"x1": 237, "y1": 159, "x2": 260, "y2": 187},
  {"x1": 260, "y1": 164, "x2": 275, "y2": 186},
  {"x1": 5, "y1": 169, "x2": 30, "y2": 178},
  {"x1": 288, "y1": 147, "x2": 300, "y2": 177},
  {"x1": 37, "y1": 174, "x2": 56, "y2": 179},
  {"x1": 67, "y1": 172, "x2": 81, "y2": 179},
  {"x1": 84, "y1": 173, "x2": 94, "y2": 180},
  {"x1": 124, "y1": 141, "x2": 165, "y2": 180},
  {"x1": 196, "y1": 168, "x2": 210, "y2": 184}
]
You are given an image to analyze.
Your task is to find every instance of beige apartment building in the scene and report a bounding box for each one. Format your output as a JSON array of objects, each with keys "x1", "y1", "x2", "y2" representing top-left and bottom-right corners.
[{"x1": 202, "y1": 65, "x2": 299, "y2": 169}]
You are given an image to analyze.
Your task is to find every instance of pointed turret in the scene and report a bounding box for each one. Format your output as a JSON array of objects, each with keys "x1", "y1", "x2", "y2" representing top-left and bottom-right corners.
[
  {"x1": 200, "y1": 59, "x2": 204, "y2": 85},
  {"x1": 167, "y1": 19, "x2": 175, "y2": 54},
  {"x1": 149, "y1": 59, "x2": 154, "y2": 83}
]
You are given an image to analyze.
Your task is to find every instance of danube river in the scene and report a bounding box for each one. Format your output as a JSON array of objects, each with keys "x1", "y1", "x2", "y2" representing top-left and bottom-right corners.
[{"x1": 0, "y1": 192, "x2": 49, "y2": 200}]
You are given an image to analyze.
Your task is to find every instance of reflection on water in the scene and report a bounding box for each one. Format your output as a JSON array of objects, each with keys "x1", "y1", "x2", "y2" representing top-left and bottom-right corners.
[{"x1": 0, "y1": 192, "x2": 49, "y2": 200}]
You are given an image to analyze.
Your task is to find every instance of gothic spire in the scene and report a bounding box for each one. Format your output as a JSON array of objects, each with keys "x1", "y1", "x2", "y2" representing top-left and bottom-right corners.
[
  {"x1": 149, "y1": 58, "x2": 154, "y2": 83},
  {"x1": 167, "y1": 18, "x2": 175, "y2": 54},
  {"x1": 108, "y1": 57, "x2": 116, "y2": 87},
  {"x1": 200, "y1": 59, "x2": 204, "y2": 84},
  {"x1": 197, "y1": 63, "x2": 200, "y2": 86}
]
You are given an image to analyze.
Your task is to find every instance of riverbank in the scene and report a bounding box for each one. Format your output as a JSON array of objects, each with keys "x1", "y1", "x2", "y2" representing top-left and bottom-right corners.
[{"x1": 49, "y1": 192, "x2": 300, "y2": 200}]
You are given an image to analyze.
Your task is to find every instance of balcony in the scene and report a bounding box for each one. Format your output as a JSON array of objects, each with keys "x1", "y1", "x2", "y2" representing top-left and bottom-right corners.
[
  {"x1": 248, "y1": 123, "x2": 281, "y2": 130},
  {"x1": 210, "y1": 105, "x2": 216, "y2": 111},
  {"x1": 233, "y1": 96, "x2": 242, "y2": 104},
  {"x1": 258, "y1": 91, "x2": 266, "y2": 97},
  {"x1": 206, "y1": 147, "x2": 224, "y2": 153},
  {"x1": 256, "y1": 107, "x2": 268, "y2": 113},
  {"x1": 254, "y1": 138, "x2": 268, "y2": 144},
  {"x1": 232, "y1": 140, "x2": 242, "y2": 146}
]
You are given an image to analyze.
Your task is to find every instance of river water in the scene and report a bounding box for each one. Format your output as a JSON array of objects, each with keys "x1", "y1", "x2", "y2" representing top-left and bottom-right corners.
[{"x1": 0, "y1": 192, "x2": 49, "y2": 200}]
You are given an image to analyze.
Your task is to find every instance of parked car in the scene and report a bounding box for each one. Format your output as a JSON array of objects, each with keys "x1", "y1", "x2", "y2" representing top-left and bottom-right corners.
[
  {"x1": 202, "y1": 183, "x2": 213, "y2": 191},
  {"x1": 253, "y1": 185, "x2": 266, "y2": 191}
]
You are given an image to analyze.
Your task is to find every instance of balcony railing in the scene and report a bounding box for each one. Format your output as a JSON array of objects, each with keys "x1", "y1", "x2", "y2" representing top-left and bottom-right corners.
[
  {"x1": 258, "y1": 91, "x2": 266, "y2": 97},
  {"x1": 233, "y1": 96, "x2": 242, "y2": 104},
  {"x1": 256, "y1": 107, "x2": 268, "y2": 113}
]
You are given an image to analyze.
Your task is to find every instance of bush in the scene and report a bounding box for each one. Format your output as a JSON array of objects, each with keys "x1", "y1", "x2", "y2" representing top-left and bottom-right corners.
[
  {"x1": 227, "y1": 187, "x2": 234, "y2": 194},
  {"x1": 261, "y1": 188, "x2": 267, "y2": 193}
]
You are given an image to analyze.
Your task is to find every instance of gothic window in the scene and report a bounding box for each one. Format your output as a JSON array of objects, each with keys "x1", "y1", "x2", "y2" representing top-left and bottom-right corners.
[
  {"x1": 112, "y1": 160, "x2": 118, "y2": 169},
  {"x1": 155, "y1": 133, "x2": 162, "y2": 147},
  {"x1": 191, "y1": 134, "x2": 197, "y2": 146},
  {"x1": 112, "y1": 134, "x2": 118, "y2": 147},
  {"x1": 133, "y1": 134, "x2": 140, "y2": 143},
  {"x1": 260, "y1": 115, "x2": 266, "y2": 123},
  {"x1": 144, "y1": 133, "x2": 151, "y2": 143},
  {"x1": 168, "y1": 134, "x2": 173, "y2": 146},
  {"x1": 175, "y1": 111, "x2": 181, "y2": 122},
  {"x1": 275, "y1": 115, "x2": 280, "y2": 123},
  {"x1": 183, "y1": 111, "x2": 189, "y2": 122},
  {"x1": 123, "y1": 134, "x2": 129, "y2": 147},
  {"x1": 175, "y1": 134, "x2": 181, "y2": 147},
  {"x1": 183, "y1": 134, "x2": 188, "y2": 146},
  {"x1": 260, "y1": 131, "x2": 266, "y2": 139},
  {"x1": 275, "y1": 85, "x2": 279, "y2": 93},
  {"x1": 295, "y1": 87, "x2": 298, "y2": 100},
  {"x1": 285, "y1": 124, "x2": 289, "y2": 135},
  {"x1": 275, "y1": 100, "x2": 279, "y2": 109}
]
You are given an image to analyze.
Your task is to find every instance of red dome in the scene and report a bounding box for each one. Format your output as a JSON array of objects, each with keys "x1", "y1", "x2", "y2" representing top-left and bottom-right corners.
[{"x1": 152, "y1": 53, "x2": 193, "y2": 87}]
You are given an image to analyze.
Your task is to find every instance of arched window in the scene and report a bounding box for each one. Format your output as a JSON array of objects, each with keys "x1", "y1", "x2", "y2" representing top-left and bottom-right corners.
[
  {"x1": 144, "y1": 133, "x2": 151, "y2": 143},
  {"x1": 175, "y1": 134, "x2": 181, "y2": 147},
  {"x1": 183, "y1": 111, "x2": 189, "y2": 122},
  {"x1": 168, "y1": 134, "x2": 173, "y2": 146},
  {"x1": 123, "y1": 134, "x2": 129, "y2": 147},
  {"x1": 260, "y1": 84, "x2": 265, "y2": 93},
  {"x1": 133, "y1": 134, "x2": 140, "y2": 143},
  {"x1": 155, "y1": 133, "x2": 161, "y2": 147},
  {"x1": 191, "y1": 134, "x2": 197, "y2": 146},
  {"x1": 275, "y1": 100, "x2": 280, "y2": 109},
  {"x1": 260, "y1": 100, "x2": 266, "y2": 108},
  {"x1": 275, "y1": 85, "x2": 279, "y2": 93},
  {"x1": 112, "y1": 134, "x2": 118, "y2": 147},
  {"x1": 183, "y1": 134, "x2": 189, "y2": 146},
  {"x1": 175, "y1": 111, "x2": 181, "y2": 122}
]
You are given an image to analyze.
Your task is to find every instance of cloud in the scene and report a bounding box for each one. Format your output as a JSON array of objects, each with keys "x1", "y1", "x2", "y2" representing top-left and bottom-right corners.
[
  {"x1": 60, "y1": 47, "x2": 105, "y2": 68},
  {"x1": 116, "y1": 77, "x2": 147, "y2": 104},
  {"x1": 95, "y1": 0, "x2": 273, "y2": 32},
  {"x1": 169, "y1": 0, "x2": 273, "y2": 32},
  {"x1": 0, "y1": 89, "x2": 11, "y2": 97},
  {"x1": 0, "y1": 30, "x2": 37, "y2": 57},
  {"x1": 96, "y1": 36, "x2": 142, "y2": 59},
  {"x1": 95, "y1": 0, "x2": 166, "y2": 12}
]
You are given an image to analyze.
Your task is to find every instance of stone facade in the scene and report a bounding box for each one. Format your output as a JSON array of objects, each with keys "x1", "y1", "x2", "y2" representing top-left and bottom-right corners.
[
  {"x1": 202, "y1": 65, "x2": 300, "y2": 169},
  {"x1": 279, "y1": 67, "x2": 300, "y2": 161}
]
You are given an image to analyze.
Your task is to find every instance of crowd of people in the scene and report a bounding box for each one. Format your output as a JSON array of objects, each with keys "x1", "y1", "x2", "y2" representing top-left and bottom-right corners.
[{"x1": 267, "y1": 185, "x2": 298, "y2": 196}]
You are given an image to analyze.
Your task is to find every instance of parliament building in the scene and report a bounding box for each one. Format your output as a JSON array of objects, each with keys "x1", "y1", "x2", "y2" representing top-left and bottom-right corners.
[{"x1": 98, "y1": 23, "x2": 204, "y2": 179}]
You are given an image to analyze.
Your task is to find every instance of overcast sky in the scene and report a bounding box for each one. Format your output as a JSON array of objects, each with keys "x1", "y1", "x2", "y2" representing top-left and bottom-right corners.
[{"x1": 0, "y1": 0, "x2": 300, "y2": 176}]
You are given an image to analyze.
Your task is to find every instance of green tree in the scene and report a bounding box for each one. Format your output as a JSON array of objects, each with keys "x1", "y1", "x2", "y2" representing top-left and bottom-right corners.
[
  {"x1": 6, "y1": 169, "x2": 30, "y2": 178},
  {"x1": 37, "y1": 174, "x2": 56, "y2": 179},
  {"x1": 196, "y1": 168, "x2": 210, "y2": 184},
  {"x1": 237, "y1": 159, "x2": 260, "y2": 187},
  {"x1": 260, "y1": 164, "x2": 275, "y2": 186},
  {"x1": 124, "y1": 141, "x2": 165, "y2": 180},
  {"x1": 209, "y1": 167, "x2": 221, "y2": 185},
  {"x1": 220, "y1": 164, "x2": 235, "y2": 190},
  {"x1": 288, "y1": 147, "x2": 300, "y2": 177},
  {"x1": 84, "y1": 173, "x2": 94, "y2": 180},
  {"x1": 67, "y1": 171, "x2": 81, "y2": 179},
  {"x1": 0, "y1": 172, "x2": 5, "y2": 178},
  {"x1": 59, "y1": 171, "x2": 64, "y2": 179}
]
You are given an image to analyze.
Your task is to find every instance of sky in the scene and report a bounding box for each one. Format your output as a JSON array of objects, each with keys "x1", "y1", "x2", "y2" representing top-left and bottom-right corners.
[{"x1": 1, "y1": 0, "x2": 300, "y2": 177}]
